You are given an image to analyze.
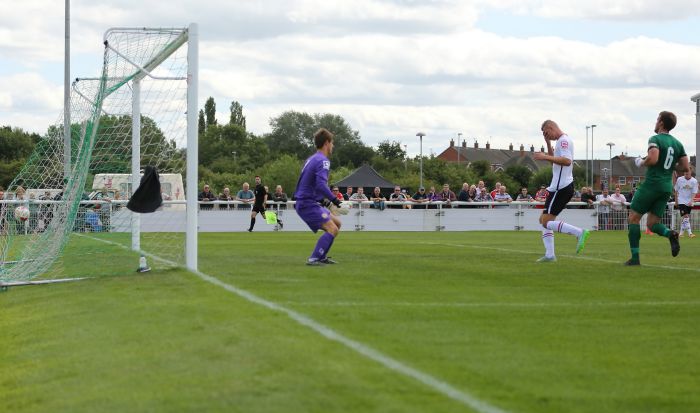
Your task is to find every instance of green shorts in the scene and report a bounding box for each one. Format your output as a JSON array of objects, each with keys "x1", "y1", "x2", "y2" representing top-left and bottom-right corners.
[{"x1": 630, "y1": 186, "x2": 671, "y2": 218}]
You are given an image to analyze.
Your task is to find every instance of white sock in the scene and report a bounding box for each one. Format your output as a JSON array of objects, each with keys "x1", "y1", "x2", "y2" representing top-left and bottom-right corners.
[
  {"x1": 684, "y1": 217, "x2": 693, "y2": 235},
  {"x1": 542, "y1": 229, "x2": 555, "y2": 257},
  {"x1": 547, "y1": 220, "x2": 583, "y2": 238}
]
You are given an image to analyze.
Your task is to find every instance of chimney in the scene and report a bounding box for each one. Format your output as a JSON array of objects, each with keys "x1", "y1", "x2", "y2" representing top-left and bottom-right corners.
[
  {"x1": 449, "y1": 139, "x2": 454, "y2": 147},
  {"x1": 462, "y1": 140, "x2": 466, "y2": 148},
  {"x1": 519, "y1": 144, "x2": 525, "y2": 157},
  {"x1": 474, "y1": 140, "x2": 479, "y2": 149},
  {"x1": 530, "y1": 145, "x2": 535, "y2": 153},
  {"x1": 485, "y1": 141, "x2": 490, "y2": 150},
  {"x1": 509, "y1": 143, "x2": 513, "y2": 151}
]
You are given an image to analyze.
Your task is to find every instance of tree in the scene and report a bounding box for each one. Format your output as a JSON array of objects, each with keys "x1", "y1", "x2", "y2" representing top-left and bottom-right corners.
[
  {"x1": 198, "y1": 109, "x2": 206, "y2": 135},
  {"x1": 530, "y1": 166, "x2": 553, "y2": 189},
  {"x1": 264, "y1": 111, "x2": 316, "y2": 159},
  {"x1": 376, "y1": 140, "x2": 406, "y2": 161},
  {"x1": 264, "y1": 111, "x2": 374, "y2": 168},
  {"x1": 204, "y1": 97, "x2": 217, "y2": 127},
  {"x1": 504, "y1": 165, "x2": 533, "y2": 190},
  {"x1": 0, "y1": 126, "x2": 38, "y2": 162},
  {"x1": 229, "y1": 101, "x2": 246, "y2": 130}
]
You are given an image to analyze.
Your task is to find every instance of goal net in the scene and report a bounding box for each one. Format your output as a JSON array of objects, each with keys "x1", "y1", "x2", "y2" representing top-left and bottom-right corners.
[{"x1": 0, "y1": 26, "x2": 197, "y2": 284}]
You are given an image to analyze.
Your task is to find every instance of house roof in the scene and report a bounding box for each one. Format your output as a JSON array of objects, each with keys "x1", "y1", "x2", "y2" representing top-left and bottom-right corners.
[{"x1": 333, "y1": 164, "x2": 397, "y2": 189}]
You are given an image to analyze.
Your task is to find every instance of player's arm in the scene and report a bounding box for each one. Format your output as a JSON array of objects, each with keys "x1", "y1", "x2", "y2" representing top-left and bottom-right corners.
[{"x1": 313, "y1": 163, "x2": 339, "y2": 205}]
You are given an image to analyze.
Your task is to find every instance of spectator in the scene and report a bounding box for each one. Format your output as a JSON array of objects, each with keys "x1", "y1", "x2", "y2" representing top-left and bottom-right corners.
[
  {"x1": 627, "y1": 183, "x2": 637, "y2": 202},
  {"x1": 596, "y1": 187, "x2": 612, "y2": 230},
  {"x1": 580, "y1": 186, "x2": 595, "y2": 209},
  {"x1": 236, "y1": 182, "x2": 254, "y2": 210},
  {"x1": 331, "y1": 186, "x2": 344, "y2": 201},
  {"x1": 411, "y1": 187, "x2": 429, "y2": 209},
  {"x1": 219, "y1": 187, "x2": 234, "y2": 210},
  {"x1": 270, "y1": 185, "x2": 288, "y2": 203},
  {"x1": 468, "y1": 185, "x2": 478, "y2": 203},
  {"x1": 476, "y1": 180, "x2": 486, "y2": 197},
  {"x1": 473, "y1": 187, "x2": 493, "y2": 208},
  {"x1": 426, "y1": 186, "x2": 440, "y2": 209},
  {"x1": 457, "y1": 182, "x2": 471, "y2": 207},
  {"x1": 349, "y1": 187, "x2": 368, "y2": 208},
  {"x1": 516, "y1": 187, "x2": 533, "y2": 202},
  {"x1": 534, "y1": 185, "x2": 548, "y2": 202},
  {"x1": 389, "y1": 186, "x2": 409, "y2": 209},
  {"x1": 198, "y1": 184, "x2": 215, "y2": 210},
  {"x1": 343, "y1": 187, "x2": 353, "y2": 201},
  {"x1": 370, "y1": 187, "x2": 386, "y2": 211},
  {"x1": 490, "y1": 182, "x2": 502, "y2": 200},
  {"x1": 439, "y1": 184, "x2": 456, "y2": 208},
  {"x1": 609, "y1": 186, "x2": 627, "y2": 229},
  {"x1": 494, "y1": 185, "x2": 513, "y2": 207}
]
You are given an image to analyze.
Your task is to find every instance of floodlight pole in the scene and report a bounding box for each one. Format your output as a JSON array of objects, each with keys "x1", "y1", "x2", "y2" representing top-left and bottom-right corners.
[
  {"x1": 417, "y1": 132, "x2": 425, "y2": 189},
  {"x1": 590, "y1": 124, "x2": 597, "y2": 188},
  {"x1": 457, "y1": 132, "x2": 462, "y2": 165},
  {"x1": 606, "y1": 142, "x2": 615, "y2": 186},
  {"x1": 63, "y1": 0, "x2": 71, "y2": 180},
  {"x1": 692, "y1": 92, "x2": 700, "y2": 172},
  {"x1": 585, "y1": 126, "x2": 590, "y2": 189}
]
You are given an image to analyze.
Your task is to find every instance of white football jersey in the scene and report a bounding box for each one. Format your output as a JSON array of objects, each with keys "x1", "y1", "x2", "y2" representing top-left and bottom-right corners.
[
  {"x1": 548, "y1": 134, "x2": 574, "y2": 191},
  {"x1": 674, "y1": 176, "x2": 698, "y2": 205}
]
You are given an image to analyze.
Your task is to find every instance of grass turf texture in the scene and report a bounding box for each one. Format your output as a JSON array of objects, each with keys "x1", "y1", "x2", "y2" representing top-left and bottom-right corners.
[{"x1": 1, "y1": 231, "x2": 699, "y2": 412}]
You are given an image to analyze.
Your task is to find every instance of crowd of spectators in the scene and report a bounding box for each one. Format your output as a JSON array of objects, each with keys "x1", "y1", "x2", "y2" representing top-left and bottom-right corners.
[{"x1": 191, "y1": 181, "x2": 675, "y2": 232}]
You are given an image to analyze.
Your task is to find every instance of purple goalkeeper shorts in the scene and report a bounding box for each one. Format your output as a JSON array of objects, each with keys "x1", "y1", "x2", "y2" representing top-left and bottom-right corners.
[{"x1": 295, "y1": 202, "x2": 331, "y2": 233}]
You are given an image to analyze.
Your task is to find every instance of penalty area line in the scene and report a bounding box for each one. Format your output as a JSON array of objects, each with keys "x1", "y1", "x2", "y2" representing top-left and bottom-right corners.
[{"x1": 80, "y1": 234, "x2": 511, "y2": 413}]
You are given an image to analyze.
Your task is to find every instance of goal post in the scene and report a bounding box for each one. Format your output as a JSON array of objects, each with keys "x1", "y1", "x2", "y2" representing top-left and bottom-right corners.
[{"x1": 0, "y1": 24, "x2": 198, "y2": 284}]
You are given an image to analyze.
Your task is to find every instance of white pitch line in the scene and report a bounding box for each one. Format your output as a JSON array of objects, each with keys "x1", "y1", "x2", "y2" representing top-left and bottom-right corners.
[
  {"x1": 420, "y1": 242, "x2": 700, "y2": 273},
  {"x1": 81, "y1": 233, "x2": 511, "y2": 413},
  {"x1": 282, "y1": 300, "x2": 700, "y2": 308}
]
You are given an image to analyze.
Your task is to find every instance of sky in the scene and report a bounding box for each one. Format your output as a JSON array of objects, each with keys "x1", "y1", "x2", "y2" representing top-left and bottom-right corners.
[{"x1": 1, "y1": 0, "x2": 699, "y2": 161}]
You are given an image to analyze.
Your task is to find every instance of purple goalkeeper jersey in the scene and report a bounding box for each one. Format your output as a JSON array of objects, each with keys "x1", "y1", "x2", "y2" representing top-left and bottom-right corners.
[{"x1": 294, "y1": 151, "x2": 336, "y2": 205}]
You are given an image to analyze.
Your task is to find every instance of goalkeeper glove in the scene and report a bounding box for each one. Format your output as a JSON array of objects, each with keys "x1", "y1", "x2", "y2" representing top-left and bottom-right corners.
[
  {"x1": 329, "y1": 198, "x2": 349, "y2": 215},
  {"x1": 634, "y1": 157, "x2": 645, "y2": 167}
]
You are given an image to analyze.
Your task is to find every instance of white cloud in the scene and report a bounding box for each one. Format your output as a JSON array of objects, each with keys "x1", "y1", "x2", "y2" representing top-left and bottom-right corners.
[
  {"x1": 1, "y1": 0, "x2": 698, "y2": 160},
  {"x1": 479, "y1": 0, "x2": 700, "y2": 20}
]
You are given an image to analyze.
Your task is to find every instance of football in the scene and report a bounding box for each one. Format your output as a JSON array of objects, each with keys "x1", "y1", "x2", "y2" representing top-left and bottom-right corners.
[{"x1": 14, "y1": 206, "x2": 30, "y2": 221}]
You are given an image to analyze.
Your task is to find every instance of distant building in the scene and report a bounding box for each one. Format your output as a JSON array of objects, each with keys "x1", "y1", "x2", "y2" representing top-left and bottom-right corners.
[{"x1": 437, "y1": 139, "x2": 647, "y2": 189}]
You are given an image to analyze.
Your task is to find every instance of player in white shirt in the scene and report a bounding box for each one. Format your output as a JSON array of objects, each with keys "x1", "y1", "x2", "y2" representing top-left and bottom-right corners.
[
  {"x1": 674, "y1": 170, "x2": 698, "y2": 238},
  {"x1": 532, "y1": 120, "x2": 590, "y2": 262}
]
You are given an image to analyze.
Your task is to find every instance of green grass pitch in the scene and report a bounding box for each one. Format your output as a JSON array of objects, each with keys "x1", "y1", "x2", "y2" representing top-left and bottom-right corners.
[{"x1": 2, "y1": 231, "x2": 699, "y2": 412}]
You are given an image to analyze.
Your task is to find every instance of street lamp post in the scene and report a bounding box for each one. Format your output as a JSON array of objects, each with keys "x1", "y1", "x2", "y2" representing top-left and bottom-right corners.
[
  {"x1": 606, "y1": 142, "x2": 615, "y2": 187},
  {"x1": 417, "y1": 132, "x2": 425, "y2": 189},
  {"x1": 457, "y1": 132, "x2": 462, "y2": 166},
  {"x1": 585, "y1": 126, "x2": 590, "y2": 189},
  {"x1": 589, "y1": 124, "x2": 597, "y2": 188},
  {"x1": 403, "y1": 144, "x2": 408, "y2": 171}
]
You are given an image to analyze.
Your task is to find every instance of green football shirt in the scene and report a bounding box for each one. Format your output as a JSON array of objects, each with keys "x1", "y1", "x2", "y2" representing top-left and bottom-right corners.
[{"x1": 643, "y1": 133, "x2": 686, "y2": 193}]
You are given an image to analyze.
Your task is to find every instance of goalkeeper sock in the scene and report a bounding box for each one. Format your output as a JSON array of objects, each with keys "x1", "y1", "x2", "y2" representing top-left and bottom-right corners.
[
  {"x1": 310, "y1": 232, "x2": 335, "y2": 261},
  {"x1": 541, "y1": 229, "x2": 555, "y2": 257},
  {"x1": 651, "y1": 223, "x2": 670, "y2": 237},
  {"x1": 546, "y1": 220, "x2": 583, "y2": 237},
  {"x1": 628, "y1": 223, "x2": 640, "y2": 261}
]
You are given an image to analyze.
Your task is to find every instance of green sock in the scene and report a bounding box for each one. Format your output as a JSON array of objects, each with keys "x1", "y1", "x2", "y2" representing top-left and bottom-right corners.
[
  {"x1": 628, "y1": 224, "x2": 640, "y2": 261},
  {"x1": 651, "y1": 223, "x2": 670, "y2": 238}
]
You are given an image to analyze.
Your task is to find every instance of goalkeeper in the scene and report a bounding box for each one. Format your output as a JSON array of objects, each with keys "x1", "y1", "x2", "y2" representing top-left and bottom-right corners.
[{"x1": 293, "y1": 128, "x2": 347, "y2": 265}]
